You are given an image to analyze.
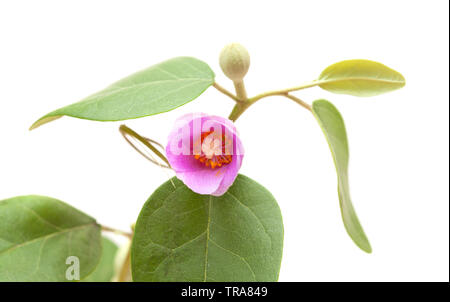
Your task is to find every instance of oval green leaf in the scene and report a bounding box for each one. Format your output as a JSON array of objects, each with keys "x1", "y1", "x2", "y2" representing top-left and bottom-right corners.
[
  {"x1": 30, "y1": 57, "x2": 215, "y2": 130},
  {"x1": 312, "y1": 100, "x2": 372, "y2": 253},
  {"x1": 317, "y1": 59, "x2": 405, "y2": 97},
  {"x1": 0, "y1": 195, "x2": 102, "y2": 281},
  {"x1": 131, "y1": 174, "x2": 284, "y2": 282},
  {"x1": 83, "y1": 237, "x2": 118, "y2": 282}
]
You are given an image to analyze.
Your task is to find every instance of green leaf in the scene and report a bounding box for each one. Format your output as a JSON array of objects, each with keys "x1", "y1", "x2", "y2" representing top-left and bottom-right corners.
[
  {"x1": 30, "y1": 57, "x2": 215, "y2": 130},
  {"x1": 0, "y1": 195, "x2": 102, "y2": 281},
  {"x1": 83, "y1": 237, "x2": 118, "y2": 282},
  {"x1": 131, "y1": 174, "x2": 284, "y2": 282},
  {"x1": 317, "y1": 59, "x2": 405, "y2": 97},
  {"x1": 312, "y1": 100, "x2": 371, "y2": 253}
]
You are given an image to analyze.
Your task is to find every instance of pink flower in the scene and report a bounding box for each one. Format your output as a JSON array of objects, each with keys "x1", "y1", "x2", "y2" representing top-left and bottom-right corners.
[{"x1": 166, "y1": 113, "x2": 244, "y2": 196}]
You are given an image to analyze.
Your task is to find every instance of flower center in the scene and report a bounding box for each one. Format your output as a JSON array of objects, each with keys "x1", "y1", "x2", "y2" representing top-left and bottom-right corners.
[{"x1": 194, "y1": 131, "x2": 232, "y2": 169}]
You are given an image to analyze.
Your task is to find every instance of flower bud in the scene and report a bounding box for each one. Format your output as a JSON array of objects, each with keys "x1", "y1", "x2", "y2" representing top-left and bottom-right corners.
[{"x1": 219, "y1": 43, "x2": 250, "y2": 82}]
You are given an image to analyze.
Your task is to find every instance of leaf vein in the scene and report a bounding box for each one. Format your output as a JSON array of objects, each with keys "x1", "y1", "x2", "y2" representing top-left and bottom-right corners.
[
  {"x1": 203, "y1": 196, "x2": 212, "y2": 282},
  {"x1": 0, "y1": 223, "x2": 98, "y2": 256},
  {"x1": 209, "y1": 238, "x2": 257, "y2": 281},
  {"x1": 226, "y1": 191, "x2": 272, "y2": 249}
]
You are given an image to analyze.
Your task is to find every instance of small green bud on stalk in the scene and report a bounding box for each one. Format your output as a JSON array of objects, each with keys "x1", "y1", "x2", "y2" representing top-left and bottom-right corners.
[
  {"x1": 219, "y1": 43, "x2": 250, "y2": 82},
  {"x1": 219, "y1": 43, "x2": 250, "y2": 102}
]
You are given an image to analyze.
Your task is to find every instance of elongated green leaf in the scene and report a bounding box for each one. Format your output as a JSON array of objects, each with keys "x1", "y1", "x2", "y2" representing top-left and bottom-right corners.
[
  {"x1": 30, "y1": 57, "x2": 215, "y2": 130},
  {"x1": 317, "y1": 59, "x2": 405, "y2": 97},
  {"x1": 312, "y1": 100, "x2": 372, "y2": 253},
  {"x1": 131, "y1": 174, "x2": 284, "y2": 282},
  {"x1": 83, "y1": 237, "x2": 118, "y2": 282},
  {"x1": 0, "y1": 195, "x2": 102, "y2": 281}
]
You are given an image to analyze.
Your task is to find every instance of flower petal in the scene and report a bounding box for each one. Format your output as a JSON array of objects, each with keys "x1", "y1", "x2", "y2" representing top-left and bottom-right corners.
[
  {"x1": 211, "y1": 154, "x2": 243, "y2": 196},
  {"x1": 177, "y1": 166, "x2": 226, "y2": 195}
]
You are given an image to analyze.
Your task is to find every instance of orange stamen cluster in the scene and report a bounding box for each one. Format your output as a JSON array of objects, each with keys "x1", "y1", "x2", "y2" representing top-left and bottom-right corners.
[{"x1": 194, "y1": 131, "x2": 232, "y2": 169}]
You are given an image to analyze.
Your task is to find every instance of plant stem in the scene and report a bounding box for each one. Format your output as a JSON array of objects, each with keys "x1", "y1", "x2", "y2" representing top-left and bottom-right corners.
[
  {"x1": 228, "y1": 92, "x2": 312, "y2": 122},
  {"x1": 119, "y1": 124, "x2": 171, "y2": 168},
  {"x1": 101, "y1": 225, "x2": 133, "y2": 238},
  {"x1": 226, "y1": 77, "x2": 315, "y2": 121},
  {"x1": 118, "y1": 244, "x2": 132, "y2": 282},
  {"x1": 233, "y1": 80, "x2": 248, "y2": 101},
  {"x1": 248, "y1": 81, "x2": 319, "y2": 103},
  {"x1": 282, "y1": 93, "x2": 312, "y2": 111},
  {"x1": 228, "y1": 102, "x2": 251, "y2": 122},
  {"x1": 228, "y1": 79, "x2": 250, "y2": 121},
  {"x1": 212, "y1": 82, "x2": 239, "y2": 102}
]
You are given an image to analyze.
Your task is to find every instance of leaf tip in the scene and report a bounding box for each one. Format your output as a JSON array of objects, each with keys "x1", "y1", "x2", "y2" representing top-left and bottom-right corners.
[
  {"x1": 360, "y1": 241, "x2": 373, "y2": 254},
  {"x1": 399, "y1": 73, "x2": 406, "y2": 87},
  {"x1": 29, "y1": 115, "x2": 62, "y2": 131},
  {"x1": 350, "y1": 233, "x2": 372, "y2": 254}
]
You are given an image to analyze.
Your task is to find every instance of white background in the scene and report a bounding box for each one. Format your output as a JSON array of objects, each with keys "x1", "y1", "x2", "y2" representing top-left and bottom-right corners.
[{"x1": 0, "y1": 1, "x2": 448, "y2": 281}]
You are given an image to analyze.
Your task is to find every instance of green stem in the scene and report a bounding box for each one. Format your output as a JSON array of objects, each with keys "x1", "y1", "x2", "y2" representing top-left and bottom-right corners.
[
  {"x1": 228, "y1": 79, "x2": 250, "y2": 121},
  {"x1": 228, "y1": 102, "x2": 251, "y2": 122},
  {"x1": 228, "y1": 93, "x2": 312, "y2": 122},
  {"x1": 118, "y1": 248, "x2": 131, "y2": 282},
  {"x1": 212, "y1": 82, "x2": 239, "y2": 102},
  {"x1": 101, "y1": 225, "x2": 133, "y2": 238},
  {"x1": 118, "y1": 231, "x2": 133, "y2": 282},
  {"x1": 225, "y1": 78, "x2": 316, "y2": 121},
  {"x1": 233, "y1": 80, "x2": 248, "y2": 101},
  {"x1": 282, "y1": 93, "x2": 312, "y2": 111},
  {"x1": 248, "y1": 81, "x2": 318, "y2": 103}
]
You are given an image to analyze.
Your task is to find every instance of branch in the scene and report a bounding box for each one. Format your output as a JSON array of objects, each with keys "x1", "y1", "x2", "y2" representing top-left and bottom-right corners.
[
  {"x1": 212, "y1": 82, "x2": 240, "y2": 102},
  {"x1": 248, "y1": 81, "x2": 319, "y2": 103},
  {"x1": 282, "y1": 93, "x2": 312, "y2": 111},
  {"x1": 101, "y1": 225, "x2": 133, "y2": 239}
]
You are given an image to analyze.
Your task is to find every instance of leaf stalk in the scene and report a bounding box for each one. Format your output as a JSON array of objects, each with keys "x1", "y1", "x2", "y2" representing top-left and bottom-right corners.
[{"x1": 101, "y1": 225, "x2": 133, "y2": 239}]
